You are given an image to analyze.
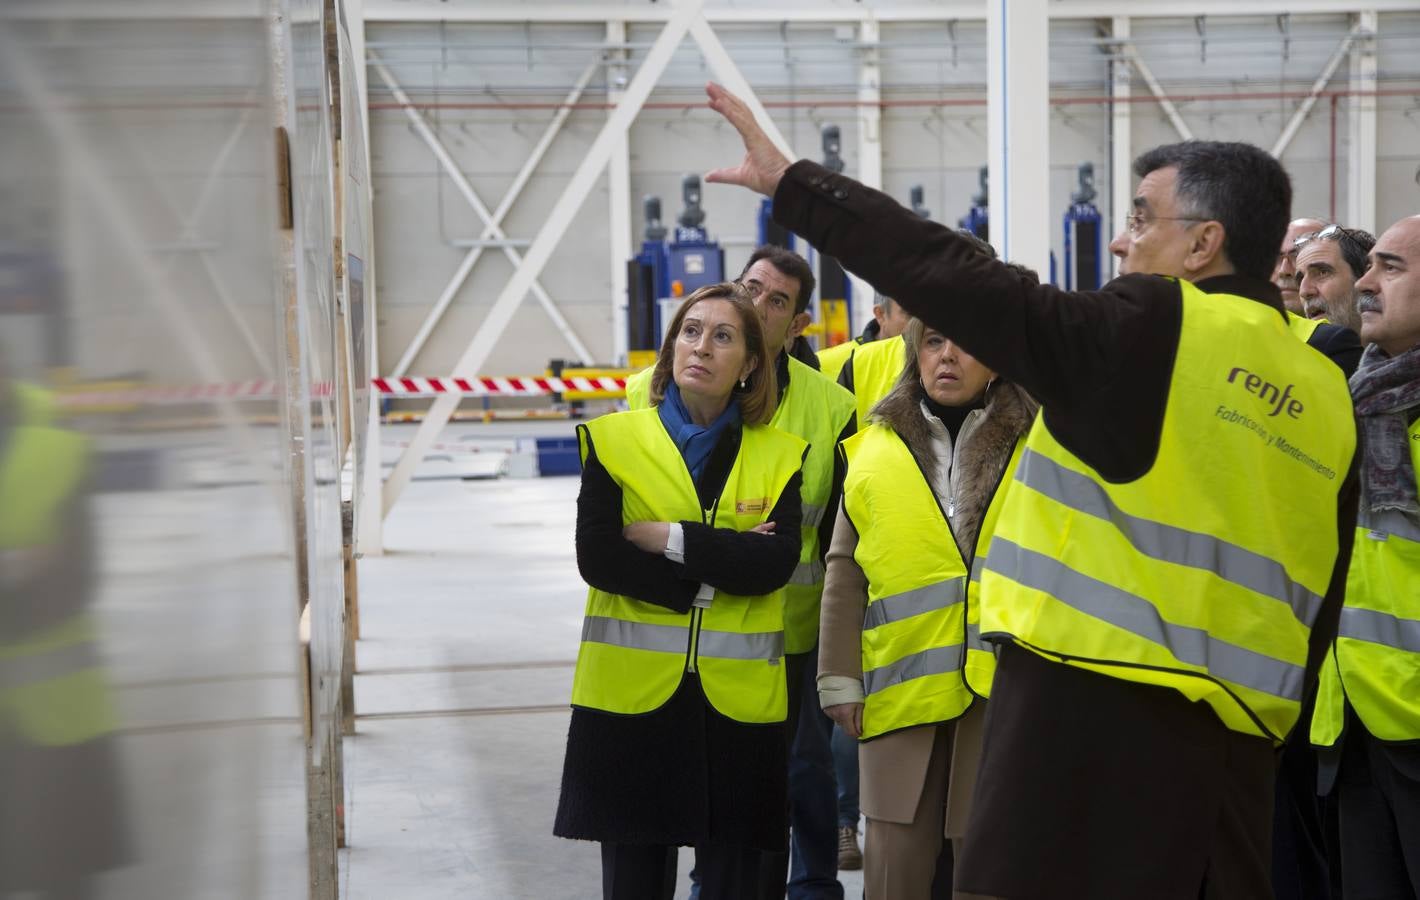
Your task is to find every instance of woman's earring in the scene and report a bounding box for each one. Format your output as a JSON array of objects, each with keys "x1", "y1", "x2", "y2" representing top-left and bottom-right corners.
[{"x1": 739, "y1": 378, "x2": 747, "y2": 390}]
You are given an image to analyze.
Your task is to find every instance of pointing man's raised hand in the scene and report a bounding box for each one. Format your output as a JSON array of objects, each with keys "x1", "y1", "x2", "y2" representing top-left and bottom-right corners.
[{"x1": 704, "y1": 82, "x2": 793, "y2": 197}]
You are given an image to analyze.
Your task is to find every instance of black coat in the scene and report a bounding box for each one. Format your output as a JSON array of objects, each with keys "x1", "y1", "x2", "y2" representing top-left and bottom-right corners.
[
  {"x1": 771, "y1": 161, "x2": 1361, "y2": 899},
  {"x1": 554, "y1": 421, "x2": 803, "y2": 851}
]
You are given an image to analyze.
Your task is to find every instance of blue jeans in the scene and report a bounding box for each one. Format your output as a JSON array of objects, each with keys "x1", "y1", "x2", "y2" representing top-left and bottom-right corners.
[
  {"x1": 787, "y1": 646, "x2": 844, "y2": 900},
  {"x1": 831, "y1": 723, "x2": 860, "y2": 829}
]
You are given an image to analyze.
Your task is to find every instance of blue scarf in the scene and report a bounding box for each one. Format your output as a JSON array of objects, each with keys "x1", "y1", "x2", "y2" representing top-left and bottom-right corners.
[{"x1": 658, "y1": 380, "x2": 741, "y2": 484}]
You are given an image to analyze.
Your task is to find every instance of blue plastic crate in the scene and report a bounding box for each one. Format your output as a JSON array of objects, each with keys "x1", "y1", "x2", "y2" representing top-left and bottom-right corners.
[{"x1": 534, "y1": 437, "x2": 581, "y2": 476}]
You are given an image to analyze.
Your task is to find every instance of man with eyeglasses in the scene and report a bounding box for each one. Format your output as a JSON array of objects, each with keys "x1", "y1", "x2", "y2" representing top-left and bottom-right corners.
[
  {"x1": 705, "y1": 80, "x2": 1359, "y2": 900},
  {"x1": 1310, "y1": 214, "x2": 1420, "y2": 900},
  {"x1": 1276, "y1": 217, "x2": 1329, "y2": 315},
  {"x1": 1294, "y1": 225, "x2": 1376, "y2": 340}
]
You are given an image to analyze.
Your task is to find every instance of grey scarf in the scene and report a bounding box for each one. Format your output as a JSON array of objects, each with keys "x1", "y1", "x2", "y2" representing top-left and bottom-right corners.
[{"x1": 1350, "y1": 343, "x2": 1420, "y2": 516}]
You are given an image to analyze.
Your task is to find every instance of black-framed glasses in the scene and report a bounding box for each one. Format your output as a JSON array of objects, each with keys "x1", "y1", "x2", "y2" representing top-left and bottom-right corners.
[{"x1": 1126, "y1": 210, "x2": 1209, "y2": 236}]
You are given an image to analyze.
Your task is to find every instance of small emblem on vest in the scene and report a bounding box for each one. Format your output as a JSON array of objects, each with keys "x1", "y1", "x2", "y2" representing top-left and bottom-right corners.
[{"x1": 736, "y1": 498, "x2": 770, "y2": 515}]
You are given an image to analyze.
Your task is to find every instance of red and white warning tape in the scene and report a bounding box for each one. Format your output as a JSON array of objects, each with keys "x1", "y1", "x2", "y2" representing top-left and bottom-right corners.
[
  {"x1": 372, "y1": 376, "x2": 627, "y2": 397},
  {"x1": 57, "y1": 376, "x2": 628, "y2": 406}
]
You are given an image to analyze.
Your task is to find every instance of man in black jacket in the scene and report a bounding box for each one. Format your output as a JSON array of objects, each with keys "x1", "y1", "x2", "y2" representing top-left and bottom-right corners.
[{"x1": 703, "y1": 82, "x2": 1359, "y2": 900}]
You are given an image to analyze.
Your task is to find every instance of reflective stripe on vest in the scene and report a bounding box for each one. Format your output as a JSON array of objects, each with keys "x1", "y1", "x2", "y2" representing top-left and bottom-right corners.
[
  {"x1": 1311, "y1": 418, "x2": 1420, "y2": 746},
  {"x1": 842, "y1": 424, "x2": 973, "y2": 739},
  {"x1": 583, "y1": 615, "x2": 785, "y2": 661},
  {"x1": 1014, "y1": 448, "x2": 1323, "y2": 626},
  {"x1": 848, "y1": 337, "x2": 909, "y2": 426},
  {"x1": 862, "y1": 579, "x2": 966, "y2": 631},
  {"x1": 988, "y1": 537, "x2": 1305, "y2": 703},
  {"x1": 981, "y1": 280, "x2": 1355, "y2": 742},
  {"x1": 571, "y1": 408, "x2": 806, "y2": 723}
]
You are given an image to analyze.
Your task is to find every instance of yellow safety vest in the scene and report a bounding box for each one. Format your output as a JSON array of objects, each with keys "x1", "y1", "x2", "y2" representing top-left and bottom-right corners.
[
  {"x1": 845, "y1": 336, "x2": 909, "y2": 426},
  {"x1": 1312, "y1": 418, "x2": 1420, "y2": 747},
  {"x1": 624, "y1": 366, "x2": 652, "y2": 409},
  {"x1": 624, "y1": 360, "x2": 855, "y2": 655},
  {"x1": 0, "y1": 384, "x2": 112, "y2": 747},
  {"x1": 840, "y1": 422, "x2": 1024, "y2": 740},
  {"x1": 979, "y1": 281, "x2": 1355, "y2": 742},
  {"x1": 1288, "y1": 311, "x2": 1324, "y2": 343},
  {"x1": 817, "y1": 337, "x2": 863, "y2": 383},
  {"x1": 571, "y1": 408, "x2": 807, "y2": 723}
]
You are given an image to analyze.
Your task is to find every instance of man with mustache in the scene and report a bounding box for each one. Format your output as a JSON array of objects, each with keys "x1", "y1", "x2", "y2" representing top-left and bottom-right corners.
[
  {"x1": 1295, "y1": 225, "x2": 1376, "y2": 337},
  {"x1": 1311, "y1": 214, "x2": 1420, "y2": 900}
]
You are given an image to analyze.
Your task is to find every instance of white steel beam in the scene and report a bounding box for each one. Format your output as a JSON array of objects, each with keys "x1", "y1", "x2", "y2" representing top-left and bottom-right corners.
[
  {"x1": 382, "y1": 0, "x2": 703, "y2": 518},
  {"x1": 382, "y1": 55, "x2": 600, "y2": 377},
  {"x1": 1271, "y1": 24, "x2": 1363, "y2": 159},
  {"x1": 688, "y1": 17, "x2": 793, "y2": 159},
  {"x1": 607, "y1": 20, "x2": 633, "y2": 366},
  {"x1": 689, "y1": 15, "x2": 878, "y2": 317},
  {"x1": 368, "y1": 51, "x2": 596, "y2": 367},
  {"x1": 987, "y1": 0, "x2": 1050, "y2": 274},
  {"x1": 361, "y1": 1, "x2": 1419, "y2": 23},
  {"x1": 1123, "y1": 43, "x2": 1194, "y2": 141},
  {"x1": 1347, "y1": 10, "x2": 1378, "y2": 234},
  {"x1": 1111, "y1": 16, "x2": 1132, "y2": 280}
]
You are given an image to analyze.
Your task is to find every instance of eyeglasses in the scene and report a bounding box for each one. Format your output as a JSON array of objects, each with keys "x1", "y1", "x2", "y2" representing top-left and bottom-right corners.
[{"x1": 1126, "y1": 210, "x2": 1209, "y2": 236}]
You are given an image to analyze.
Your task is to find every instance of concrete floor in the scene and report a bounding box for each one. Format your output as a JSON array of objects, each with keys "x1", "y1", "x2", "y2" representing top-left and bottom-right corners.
[{"x1": 341, "y1": 466, "x2": 866, "y2": 899}]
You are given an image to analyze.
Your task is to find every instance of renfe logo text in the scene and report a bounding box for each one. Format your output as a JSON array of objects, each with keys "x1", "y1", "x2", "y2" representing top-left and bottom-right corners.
[{"x1": 1227, "y1": 366, "x2": 1304, "y2": 419}]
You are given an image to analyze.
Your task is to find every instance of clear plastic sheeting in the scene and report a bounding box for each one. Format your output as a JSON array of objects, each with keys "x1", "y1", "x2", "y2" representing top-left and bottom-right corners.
[{"x1": 0, "y1": 3, "x2": 312, "y2": 897}]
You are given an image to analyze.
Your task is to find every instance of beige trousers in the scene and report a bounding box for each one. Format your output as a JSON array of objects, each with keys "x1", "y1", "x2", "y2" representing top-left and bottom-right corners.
[{"x1": 863, "y1": 725, "x2": 951, "y2": 900}]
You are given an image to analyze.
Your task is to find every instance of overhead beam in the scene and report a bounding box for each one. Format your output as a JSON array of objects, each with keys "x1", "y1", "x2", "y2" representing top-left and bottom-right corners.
[
  {"x1": 381, "y1": 1, "x2": 704, "y2": 518},
  {"x1": 1271, "y1": 23, "x2": 1362, "y2": 158},
  {"x1": 368, "y1": 51, "x2": 595, "y2": 367},
  {"x1": 382, "y1": 55, "x2": 600, "y2": 377},
  {"x1": 361, "y1": 1, "x2": 1419, "y2": 23},
  {"x1": 1122, "y1": 42, "x2": 1194, "y2": 141},
  {"x1": 1111, "y1": 16, "x2": 1132, "y2": 281},
  {"x1": 1347, "y1": 10, "x2": 1378, "y2": 233},
  {"x1": 690, "y1": 11, "x2": 879, "y2": 315},
  {"x1": 687, "y1": 17, "x2": 794, "y2": 159}
]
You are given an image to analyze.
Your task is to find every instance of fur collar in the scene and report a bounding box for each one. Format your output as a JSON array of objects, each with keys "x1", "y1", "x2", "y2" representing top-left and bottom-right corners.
[{"x1": 870, "y1": 380, "x2": 1038, "y2": 555}]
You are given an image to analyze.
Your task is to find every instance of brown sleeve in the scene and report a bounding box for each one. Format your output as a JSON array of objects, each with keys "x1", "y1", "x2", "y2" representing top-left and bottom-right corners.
[{"x1": 818, "y1": 501, "x2": 867, "y2": 682}]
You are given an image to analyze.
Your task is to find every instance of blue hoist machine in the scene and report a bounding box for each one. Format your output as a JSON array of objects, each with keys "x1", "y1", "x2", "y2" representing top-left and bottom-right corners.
[
  {"x1": 1062, "y1": 162, "x2": 1104, "y2": 290},
  {"x1": 958, "y1": 166, "x2": 989, "y2": 242},
  {"x1": 626, "y1": 174, "x2": 725, "y2": 354}
]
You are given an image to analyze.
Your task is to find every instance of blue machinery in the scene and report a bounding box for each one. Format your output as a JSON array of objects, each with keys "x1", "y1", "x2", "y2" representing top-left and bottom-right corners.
[
  {"x1": 627, "y1": 175, "x2": 725, "y2": 352},
  {"x1": 1062, "y1": 162, "x2": 1103, "y2": 290},
  {"x1": 958, "y1": 166, "x2": 989, "y2": 242}
]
